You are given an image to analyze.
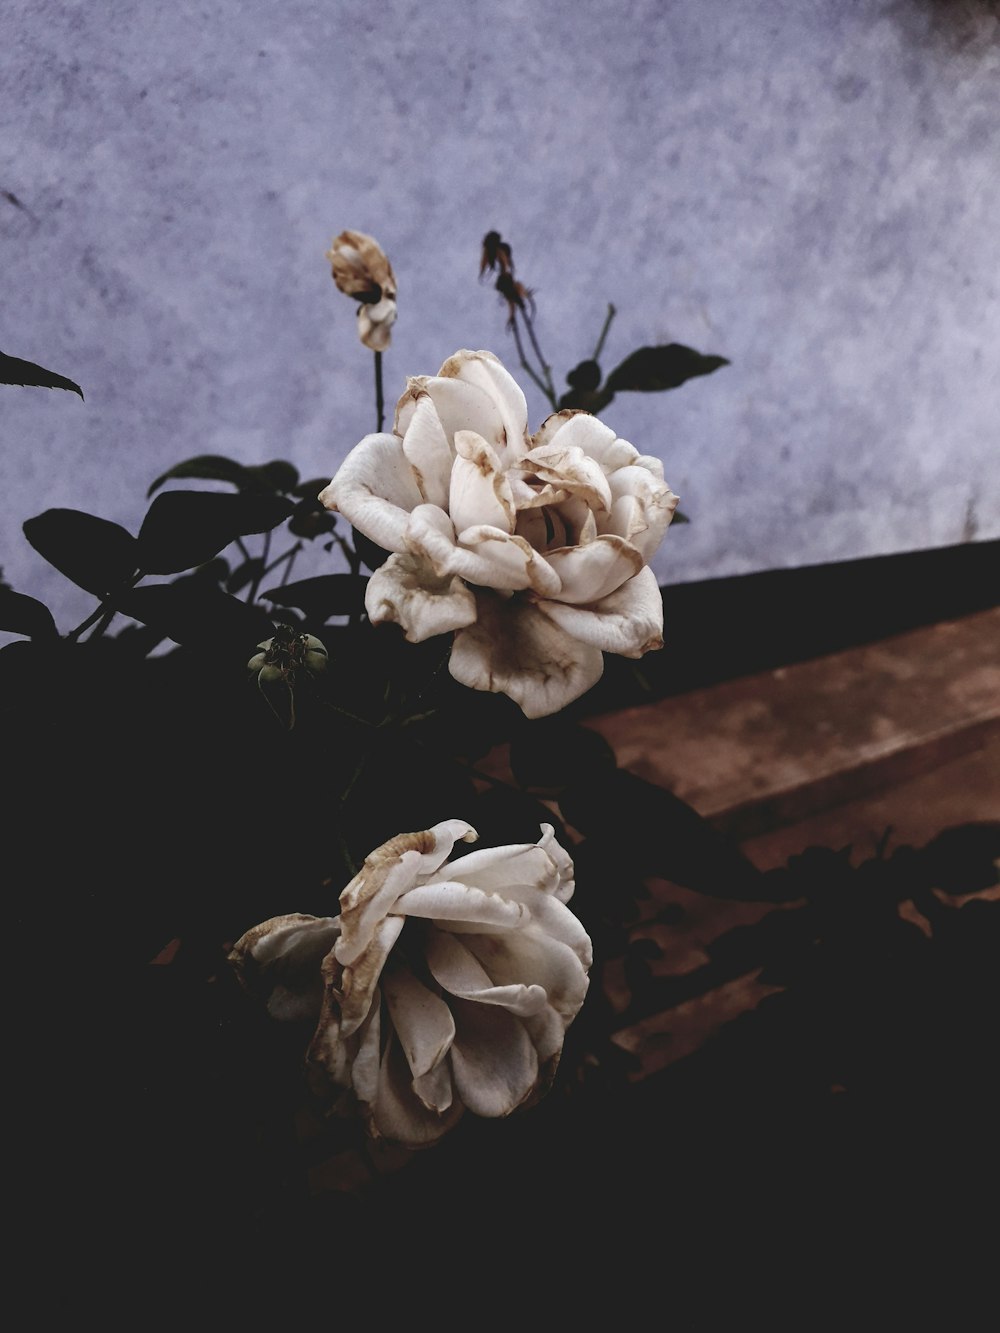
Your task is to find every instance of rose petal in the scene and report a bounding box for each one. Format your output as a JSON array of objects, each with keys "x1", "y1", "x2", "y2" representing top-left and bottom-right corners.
[
  {"x1": 538, "y1": 823, "x2": 576, "y2": 903},
  {"x1": 462, "y1": 929, "x2": 591, "y2": 1023},
  {"x1": 357, "y1": 297, "x2": 396, "y2": 351},
  {"x1": 319, "y1": 434, "x2": 422, "y2": 553},
  {"x1": 443, "y1": 842, "x2": 559, "y2": 896},
  {"x1": 373, "y1": 1033, "x2": 463, "y2": 1146},
  {"x1": 398, "y1": 880, "x2": 529, "y2": 931},
  {"x1": 543, "y1": 533, "x2": 643, "y2": 604},
  {"x1": 438, "y1": 349, "x2": 529, "y2": 461},
  {"x1": 449, "y1": 431, "x2": 516, "y2": 533},
  {"x1": 382, "y1": 966, "x2": 456, "y2": 1081},
  {"x1": 534, "y1": 565, "x2": 664, "y2": 658},
  {"x1": 400, "y1": 392, "x2": 454, "y2": 508},
  {"x1": 365, "y1": 552, "x2": 477, "y2": 642},
  {"x1": 337, "y1": 819, "x2": 478, "y2": 966},
  {"x1": 530, "y1": 410, "x2": 639, "y2": 474},
  {"x1": 517, "y1": 441, "x2": 613, "y2": 514},
  {"x1": 395, "y1": 374, "x2": 505, "y2": 453},
  {"x1": 339, "y1": 914, "x2": 405, "y2": 1036},
  {"x1": 406, "y1": 504, "x2": 560, "y2": 595},
  {"x1": 350, "y1": 990, "x2": 382, "y2": 1105},
  {"x1": 426, "y1": 931, "x2": 548, "y2": 1018},
  {"x1": 449, "y1": 997, "x2": 539, "y2": 1118},
  {"x1": 605, "y1": 465, "x2": 679, "y2": 561},
  {"x1": 450, "y1": 594, "x2": 605, "y2": 718},
  {"x1": 228, "y1": 913, "x2": 341, "y2": 1025}
]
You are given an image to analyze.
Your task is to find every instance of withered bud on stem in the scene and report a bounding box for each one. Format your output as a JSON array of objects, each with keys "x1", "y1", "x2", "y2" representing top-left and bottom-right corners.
[
  {"x1": 326, "y1": 229, "x2": 398, "y2": 351},
  {"x1": 480, "y1": 229, "x2": 514, "y2": 279}
]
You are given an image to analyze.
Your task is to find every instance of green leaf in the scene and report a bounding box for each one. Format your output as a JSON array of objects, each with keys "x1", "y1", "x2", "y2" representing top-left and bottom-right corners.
[
  {"x1": 137, "y1": 491, "x2": 295, "y2": 575},
  {"x1": 565, "y1": 359, "x2": 602, "y2": 392},
  {"x1": 288, "y1": 497, "x2": 336, "y2": 540},
  {"x1": 604, "y1": 344, "x2": 729, "y2": 395},
  {"x1": 292, "y1": 476, "x2": 333, "y2": 500},
  {"x1": 23, "y1": 509, "x2": 139, "y2": 595},
  {"x1": 245, "y1": 460, "x2": 300, "y2": 493},
  {"x1": 259, "y1": 574, "x2": 368, "y2": 620},
  {"x1": 672, "y1": 509, "x2": 691, "y2": 524},
  {"x1": 146, "y1": 455, "x2": 251, "y2": 499},
  {"x1": 1, "y1": 349, "x2": 83, "y2": 398},
  {"x1": 509, "y1": 718, "x2": 617, "y2": 793},
  {"x1": 0, "y1": 586, "x2": 58, "y2": 640},
  {"x1": 117, "y1": 580, "x2": 276, "y2": 654}
]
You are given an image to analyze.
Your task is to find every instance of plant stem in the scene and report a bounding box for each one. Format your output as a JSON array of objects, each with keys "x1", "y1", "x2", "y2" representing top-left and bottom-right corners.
[
  {"x1": 510, "y1": 315, "x2": 552, "y2": 405},
  {"x1": 520, "y1": 307, "x2": 558, "y2": 408},
  {"x1": 247, "y1": 531, "x2": 272, "y2": 605},
  {"x1": 65, "y1": 570, "x2": 145, "y2": 642},
  {"x1": 593, "y1": 303, "x2": 616, "y2": 362},
  {"x1": 374, "y1": 350, "x2": 385, "y2": 433},
  {"x1": 261, "y1": 541, "x2": 302, "y2": 583}
]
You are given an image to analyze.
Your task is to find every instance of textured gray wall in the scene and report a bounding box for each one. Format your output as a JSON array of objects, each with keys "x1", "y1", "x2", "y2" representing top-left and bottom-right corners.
[{"x1": 2, "y1": 0, "x2": 998, "y2": 636}]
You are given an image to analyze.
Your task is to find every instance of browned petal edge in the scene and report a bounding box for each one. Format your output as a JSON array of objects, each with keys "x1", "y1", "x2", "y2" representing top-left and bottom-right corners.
[{"x1": 227, "y1": 912, "x2": 324, "y2": 990}]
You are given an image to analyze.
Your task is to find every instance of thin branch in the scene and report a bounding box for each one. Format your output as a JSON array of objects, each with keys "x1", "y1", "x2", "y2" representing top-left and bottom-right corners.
[
  {"x1": 520, "y1": 307, "x2": 558, "y2": 408},
  {"x1": 65, "y1": 570, "x2": 145, "y2": 642},
  {"x1": 592, "y1": 303, "x2": 616, "y2": 362},
  {"x1": 510, "y1": 315, "x2": 552, "y2": 403}
]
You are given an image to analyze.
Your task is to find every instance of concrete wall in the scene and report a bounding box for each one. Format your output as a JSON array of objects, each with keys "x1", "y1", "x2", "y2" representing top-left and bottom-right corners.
[{"x1": 2, "y1": 0, "x2": 998, "y2": 633}]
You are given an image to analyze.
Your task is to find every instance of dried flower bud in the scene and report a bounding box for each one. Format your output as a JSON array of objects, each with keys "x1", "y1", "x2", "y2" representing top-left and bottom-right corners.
[
  {"x1": 248, "y1": 627, "x2": 328, "y2": 727},
  {"x1": 480, "y1": 230, "x2": 514, "y2": 279},
  {"x1": 326, "y1": 229, "x2": 398, "y2": 351}
]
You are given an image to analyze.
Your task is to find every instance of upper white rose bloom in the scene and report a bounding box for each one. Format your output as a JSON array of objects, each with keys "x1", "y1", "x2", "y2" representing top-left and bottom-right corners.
[
  {"x1": 228, "y1": 820, "x2": 592, "y2": 1149},
  {"x1": 326, "y1": 229, "x2": 398, "y2": 352},
  {"x1": 320, "y1": 349, "x2": 679, "y2": 717}
]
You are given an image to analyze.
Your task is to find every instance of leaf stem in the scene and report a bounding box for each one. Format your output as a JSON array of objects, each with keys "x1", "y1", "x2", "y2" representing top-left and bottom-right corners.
[
  {"x1": 592, "y1": 303, "x2": 616, "y2": 362},
  {"x1": 65, "y1": 570, "x2": 145, "y2": 642}
]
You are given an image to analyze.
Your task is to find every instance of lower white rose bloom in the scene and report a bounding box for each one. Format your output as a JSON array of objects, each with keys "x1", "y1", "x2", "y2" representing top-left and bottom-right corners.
[
  {"x1": 229, "y1": 820, "x2": 592, "y2": 1149},
  {"x1": 320, "y1": 349, "x2": 679, "y2": 718}
]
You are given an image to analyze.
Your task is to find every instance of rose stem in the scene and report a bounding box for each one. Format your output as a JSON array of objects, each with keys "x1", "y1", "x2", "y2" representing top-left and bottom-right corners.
[
  {"x1": 510, "y1": 314, "x2": 553, "y2": 406},
  {"x1": 374, "y1": 349, "x2": 385, "y2": 433},
  {"x1": 520, "y1": 307, "x2": 558, "y2": 408}
]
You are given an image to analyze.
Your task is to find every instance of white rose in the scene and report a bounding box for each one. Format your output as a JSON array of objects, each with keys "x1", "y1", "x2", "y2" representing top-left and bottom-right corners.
[
  {"x1": 228, "y1": 820, "x2": 592, "y2": 1149},
  {"x1": 320, "y1": 349, "x2": 678, "y2": 717}
]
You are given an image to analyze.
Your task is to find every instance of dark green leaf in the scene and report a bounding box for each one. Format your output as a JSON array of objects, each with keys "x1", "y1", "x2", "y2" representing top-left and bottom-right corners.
[
  {"x1": 352, "y1": 527, "x2": 390, "y2": 572},
  {"x1": 565, "y1": 359, "x2": 602, "y2": 392},
  {"x1": 672, "y1": 509, "x2": 691, "y2": 524},
  {"x1": 604, "y1": 344, "x2": 729, "y2": 395},
  {"x1": 227, "y1": 557, "x2": 265, "y2": 595},
  {"x1": 557, "y1": 386, "x2": 613, "y2": 413},
  {"x1": 560, "y1": 769, "x2": 767, "y2": 900},
  {"x1": 117, "y1": 580, "x2": 276, "y2": 654},
  {"x1": 288, "y1": 497, "x2": 336, "y2": 540},
  {"x1": 292, "y1": 476, "x2": 334, "y2": 501},
  {"x1": 0, "y1": 586, "x2": 58, "y2": 640},
  {"x1": 245, "y1": 460, "x2": 300, "y2": 493},
  {"x1": 23, "y1": 509, "x2": 139, "y2": 595},
  {"x1": 1, "y1": 349, "x2": 83, "y2": 398},
  {"x1": 259, "y1": 574, "x2": 368, "y2": 620},
  {"x1": 509, "y1": 718, "x2": 617, "y2": 793},
  {"x1": 146, "y1": 455, "x2": 251, "y2": 499},
  {"x1": 137, "y1": 491, "x2": 295, "y2": 574}
]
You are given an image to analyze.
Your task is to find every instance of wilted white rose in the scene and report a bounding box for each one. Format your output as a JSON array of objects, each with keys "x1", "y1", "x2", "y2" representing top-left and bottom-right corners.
[
  {"x1": 229, "y1": 819, "x2": 592, "y2": 1149},
  {"x1": 320, "y1": 349, "x2": 678, "y2": 717},
  {"x1": 326, "y1": 229, "x2": 398, "y2": 351}
]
